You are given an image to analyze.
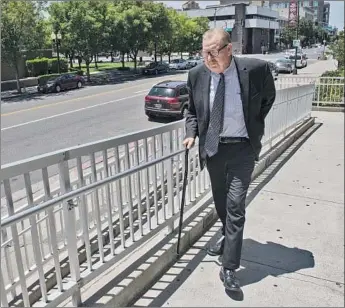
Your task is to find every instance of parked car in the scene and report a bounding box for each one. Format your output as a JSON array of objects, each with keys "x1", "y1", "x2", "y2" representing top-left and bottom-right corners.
[
  {"x1": 186, "y1": 56, "x2": 204, "y2": 68},
  {"x1": 144, "y1": 80, "x2": 189, "y2": 120},
  {"x1": 267, "y1": 61, "x2": 279, "y2": 79},
  {"x1": 275, "y1": 58, "x2": 295, "y2": 74},
  {"x1": 37, "y1": 74, "x2": 84, "y2": 93},
  {"x1": 169, "y1": 59, "x2": 188, "y2": 70},
  {"x1": 142, "y1": 62, "x2": 169, "y2": 75}
]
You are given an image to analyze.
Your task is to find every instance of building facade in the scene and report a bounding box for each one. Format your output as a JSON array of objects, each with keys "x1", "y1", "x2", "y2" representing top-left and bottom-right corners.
[
  {"x1": 183, "y1": 3, "x2": 279, "y2": 54},
  {"x1": 269, "y1": 0, "x2": 325, "y2": 23},
  {"x1": 322, "y1": 2, "x2": 330, "y2": 25},
  {"x1": 275, "y1": 6, "x2": 314, "y2": 21}
]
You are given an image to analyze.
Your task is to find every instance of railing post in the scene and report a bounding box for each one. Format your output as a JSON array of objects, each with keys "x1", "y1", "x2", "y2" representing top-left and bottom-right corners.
[
  {"x1": 3, "y1": 179, "x2": 30, "y2": 307},
  {"x1": 0, "y1": 272, "x2": 9, "y2": 308},
  {"x1": 58, "y1": 160, "x2": 81, "y2": 306},
  {"x1": 166, "y1": 132, "x2": 175, "y2": 233}
]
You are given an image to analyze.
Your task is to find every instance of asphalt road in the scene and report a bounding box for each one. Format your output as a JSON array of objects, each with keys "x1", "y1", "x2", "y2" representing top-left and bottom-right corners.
[{"x1": 1, "y1": 72, "x2": 190, "y2": 165}]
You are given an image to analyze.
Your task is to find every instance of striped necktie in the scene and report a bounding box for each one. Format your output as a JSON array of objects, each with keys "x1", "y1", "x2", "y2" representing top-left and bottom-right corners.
[{"x1": 204, "y1": 73, "x2": 225, "y2": 157}]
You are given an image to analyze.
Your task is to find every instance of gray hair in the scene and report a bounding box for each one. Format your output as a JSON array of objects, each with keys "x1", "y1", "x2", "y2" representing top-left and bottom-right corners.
[{"x1": 203, "y1": 28, "x2": 231, "y2": 45}]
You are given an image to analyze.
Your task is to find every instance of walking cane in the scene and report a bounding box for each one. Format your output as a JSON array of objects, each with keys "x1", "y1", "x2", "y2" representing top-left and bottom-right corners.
[{"x1": 176, "y1": 147, "x2": 189, "y2": 259}]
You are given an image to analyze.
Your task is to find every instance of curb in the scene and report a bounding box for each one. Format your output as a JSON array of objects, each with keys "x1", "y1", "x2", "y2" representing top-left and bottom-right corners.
[{"x1": 81, "y1": 117, "x2": 316, "y2": 307}]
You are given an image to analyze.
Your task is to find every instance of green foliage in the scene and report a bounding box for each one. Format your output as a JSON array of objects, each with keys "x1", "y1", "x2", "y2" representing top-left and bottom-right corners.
[
  {"x1": 6, "y1": 0, "x2": 213, "y2": 84},
  {"x1": 26, "y1": 57, "x2": 68, "y2": 76},
  {"x1": 280, "y1": 18, "x2": 332, "y2": 47},
  {"x1": 1, "y1": 0, "x2": 48, "y2": 91},
  {"x1": 26, "y1": 58, "x2": 49, "y2": 77},
  {"x1": 328, "y1": 30, "x2": 344, "y2": 70},
  {"x1": 315, "y1": 71, "x2": 344, "y2": 105},
  {"x1": 48, "y1": 58, "x2": 68, "y2": 74},
  {"x1": 321, "y1": 69, "x2": 344, "y2": 78}
]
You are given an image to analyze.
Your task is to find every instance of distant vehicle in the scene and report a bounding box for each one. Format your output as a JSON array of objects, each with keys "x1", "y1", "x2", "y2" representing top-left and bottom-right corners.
[
  {"x1": 186, "y1": 56, "x2": 204, "y2": 68},
  {"x1": 142, "y1": 62, "x2": 169, "y2": 75},
  {"x1": 267, "y1": 61, "x2": 279, "y2": 79},
  {"x1": 287, "y1": 53, "x2": 307, "y2": 68},
  {"x1": 144, "y1": 80, "x2": 189, "y2": 120},
  {"x1": 275, "y1": 58, "x2": 295, "y2": 73},
  {"x1": 37, "y1": 74, "x2": 84, "y2": 93},
  {"x1": 169, "y1": 59, "x2": 188, "y2": 70}
]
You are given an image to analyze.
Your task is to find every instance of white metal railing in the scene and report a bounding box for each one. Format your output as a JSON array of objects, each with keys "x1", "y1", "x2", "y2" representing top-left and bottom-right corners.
[
  {"x1": 0, "y1": 84, "x2": 315, "y2": 307},
  {"x1": 276, "y1": 76, "x2": 344, "y2": 107}
]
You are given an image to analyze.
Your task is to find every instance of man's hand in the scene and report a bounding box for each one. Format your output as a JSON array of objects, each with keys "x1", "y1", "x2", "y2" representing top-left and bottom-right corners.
[{"x1": 183, "y1": 137, "x2": 195, "y2": 149}]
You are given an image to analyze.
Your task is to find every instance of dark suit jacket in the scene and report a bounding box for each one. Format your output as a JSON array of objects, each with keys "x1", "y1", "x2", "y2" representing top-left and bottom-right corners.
[{"x1": 185, "y1": 56, "x2": 276, "y2": 169}]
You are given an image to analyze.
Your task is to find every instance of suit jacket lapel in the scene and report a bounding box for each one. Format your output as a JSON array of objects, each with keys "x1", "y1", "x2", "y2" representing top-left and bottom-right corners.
[
  {"x1": 202, "y1": 66, "x2": 211, "y2": 124},
  {"x1": 234, "y1": 57, "x2": 249, "y2": 126}
]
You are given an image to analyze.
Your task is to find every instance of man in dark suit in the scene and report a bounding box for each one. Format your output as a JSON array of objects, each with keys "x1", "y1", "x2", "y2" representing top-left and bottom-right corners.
[{"x1": 183, "y1": 28, "x2": 276, "y2": 291}]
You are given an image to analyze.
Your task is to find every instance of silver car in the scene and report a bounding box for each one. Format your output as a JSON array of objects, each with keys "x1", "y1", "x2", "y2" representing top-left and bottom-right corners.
[{"x1": 275, "y1": 58, "x2": 294, "y2": 74}]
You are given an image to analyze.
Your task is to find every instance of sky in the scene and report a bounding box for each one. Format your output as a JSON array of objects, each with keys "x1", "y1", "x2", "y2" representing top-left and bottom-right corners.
[{"x1": 160, "y1": 0, "x2": 344, "y2": 30}]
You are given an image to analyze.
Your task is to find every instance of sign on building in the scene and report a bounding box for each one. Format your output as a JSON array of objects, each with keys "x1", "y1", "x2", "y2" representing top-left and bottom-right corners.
[{"x1": 288, "y1": 0, "x2": 298, "y2": 26}]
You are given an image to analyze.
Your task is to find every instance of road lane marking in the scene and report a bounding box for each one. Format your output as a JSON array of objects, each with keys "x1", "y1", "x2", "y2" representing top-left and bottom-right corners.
[
  {"x1": 1, "y1": 74, "x2": 187, "y2": 117},
  {"x1": 134, "y1": 89, "x2": 150, "y2": 94},
  {"x1": 1, "y1": 93, "x2": 143, "y2": 131}
]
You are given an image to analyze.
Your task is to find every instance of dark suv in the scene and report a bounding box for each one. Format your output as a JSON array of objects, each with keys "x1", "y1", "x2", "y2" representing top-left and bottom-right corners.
[{"x1": 144, "y1": 80, "x2": 189, "y2": 120}]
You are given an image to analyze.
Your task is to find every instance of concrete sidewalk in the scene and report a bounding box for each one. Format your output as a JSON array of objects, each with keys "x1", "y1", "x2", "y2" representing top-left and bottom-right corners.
[
  {"x1": 135, "y1": 111, "x2": 344, "y2": 307},
  {"x1": 297, "y1": 59, "x2": 338, "y2": 77}
]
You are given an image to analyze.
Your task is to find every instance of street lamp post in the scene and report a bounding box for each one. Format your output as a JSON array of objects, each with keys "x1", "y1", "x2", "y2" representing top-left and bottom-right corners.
[
  {"x1": 213, "y1": 8, "x2": 218, "y2": 28},
  {"x1": 213, "y1": 4, "x2": 233, "y2": 28},
  {"x1": 51, "y1": 32, "x2": 62, "y2": 74}
]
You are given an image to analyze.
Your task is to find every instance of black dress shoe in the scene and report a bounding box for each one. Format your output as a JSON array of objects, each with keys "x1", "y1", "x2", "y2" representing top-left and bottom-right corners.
[
  {"x1": 219, "y1": 267, "x2": 241, "y2": 291},
  {"x1": 207, "y1": 235, "x2": 224, "y2": 256}
]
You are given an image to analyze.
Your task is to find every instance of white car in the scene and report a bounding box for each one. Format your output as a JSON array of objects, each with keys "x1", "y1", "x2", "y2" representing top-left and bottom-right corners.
[
  {"x1": 169, "y1": 59, "x2": 188, "y2": 70},
  {"x1": 186, "y1": 56, "x2": 204, "y2": 68},
  {"x1": 286, "y1": 53, "x2": 307, "y2": 68}
]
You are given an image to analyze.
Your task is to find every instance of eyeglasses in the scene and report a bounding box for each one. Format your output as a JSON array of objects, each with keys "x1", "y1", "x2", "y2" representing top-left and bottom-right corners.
[{"x1": 202, "y1": 44, "x2": 228, "y2": 58}]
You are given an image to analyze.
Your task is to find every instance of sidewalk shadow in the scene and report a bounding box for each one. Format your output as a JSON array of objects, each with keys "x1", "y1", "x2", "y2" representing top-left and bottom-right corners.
[{"x1": 222, "y1": 239, "x2": 315, "y2": 300}]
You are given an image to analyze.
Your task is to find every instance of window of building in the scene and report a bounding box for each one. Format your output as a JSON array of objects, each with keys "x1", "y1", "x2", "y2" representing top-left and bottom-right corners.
[{"x1": 313, "y1": 0, "x2": 318, "y2": 7}]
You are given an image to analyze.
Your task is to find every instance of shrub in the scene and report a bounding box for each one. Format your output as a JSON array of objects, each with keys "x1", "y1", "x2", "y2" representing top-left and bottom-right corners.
[
  {"x1": 314, "y1": 71, "x2": 345, "y2": 105},
  {"x1": 26, "y1": 58, "x2": 49, "y2": 77},
  {"x1": 321, "y1": 70, "x2": 344, "y2": 77},
  {"x1": 48, "y1": 58, "x2": 68, "y2": 74},
  {"x1": 26, "y1": 57, "x2": 69, "y2": 76}
]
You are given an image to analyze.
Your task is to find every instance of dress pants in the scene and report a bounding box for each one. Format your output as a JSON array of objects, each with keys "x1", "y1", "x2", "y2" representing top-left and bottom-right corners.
[{"x1": 206, "y1": 141, "x2": 255, "y2": 270}]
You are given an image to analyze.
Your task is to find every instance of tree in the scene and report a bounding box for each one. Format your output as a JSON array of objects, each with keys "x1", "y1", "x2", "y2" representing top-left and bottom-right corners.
[
  {"x1": 160, "y1": 9, "x2": 183, "y2": 62},
  {"x1": 1, "y1": 0, "x2": 47, "y2": 92},
  {"x1": 187, "y1": 17, "x2": 209, "y2": 54},
  {"x1": 68, "y1": 1, "x2": 104, "y2": 81},
  {"x1": 298, "y1": 18, "x2": 314, "y2": 46},
  {"x1": 48, "y1": 2, "x2": 77, "y2": 68},
  {"x1": 329, "y1": 30, "x2": 344, "y2": 70},
  {"x1": 176, "y1": 15, "x2": 208, "y2": 56},
  {"x1": 143, "y1": 2, "x2": 170, "y2": 62},
  {"x1": 89, "y1": 1, "x2": 111, "y2": 69},
  {"x1": 118, "y1": 6, "x2": 151, "y2": 69},
  {"x1": 107, "y1": 4, "x2": 129, "y2": 68}
]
